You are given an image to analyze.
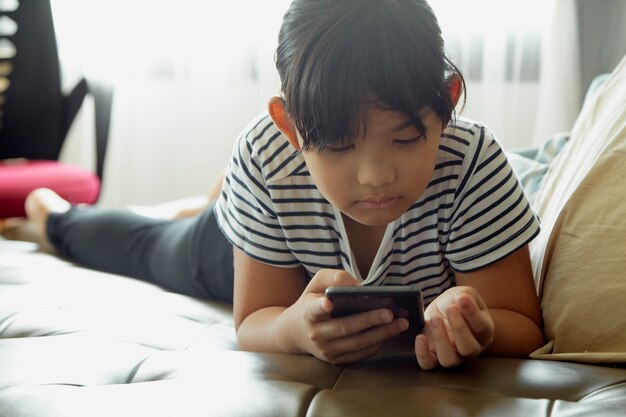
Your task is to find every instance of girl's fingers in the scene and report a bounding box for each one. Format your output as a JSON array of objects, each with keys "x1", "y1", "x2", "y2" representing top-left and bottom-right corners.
[
  {"x1": 415, "y1": 334, "x2": 439, "y2": 370},
  {"x1": 313, "y1": 308, "x2": 398, "y2": 338},
  {"x1": 455, "y1": 293, "x2": 494, "y2": 346},
  {"x1": 303, "y1": 269, "x2": 358, "y2": 323},
  {"x1": 336, "y1": 308, "x2": 395, "y2": 336},
  {"x1": 306, "y1": 269, "x2": 357, "y2": 295},
  {"x1": 429, "y1": 316, "x2": 462, "y2": 368},
  {"x1": 320, "y1": 312, "x2": 408, "y2": 344},
  {"x1": 305, "y1": 294, "x2": 333, "y2": 322},
  {"x1": 416, "y1": 290, "x2": 495, "y2": 370},
  {"x1": 447, "y1": 305, "x2": 483, "y2": 358},
  {"x1": 315, "y1": 318, "x2": 408, "y2": 364}
]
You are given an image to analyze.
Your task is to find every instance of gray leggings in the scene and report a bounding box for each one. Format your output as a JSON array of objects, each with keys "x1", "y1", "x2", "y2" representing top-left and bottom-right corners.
[{"x1": 47, "y1": 202, "x2": 234, "y2": 302}]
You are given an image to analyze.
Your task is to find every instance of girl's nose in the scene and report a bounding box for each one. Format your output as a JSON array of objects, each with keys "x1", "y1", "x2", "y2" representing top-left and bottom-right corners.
[{"x1": 356, "y1": 152, "x2": 396, "y2": 188}]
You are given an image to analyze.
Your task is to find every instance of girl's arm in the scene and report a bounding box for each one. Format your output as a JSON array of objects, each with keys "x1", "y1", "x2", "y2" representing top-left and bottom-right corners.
[
  {"x1": 233, "y1": 245, "x2": 308, "y2": 353},
  {"x1": 415, "y1": 245, "x2": 544, "y2": 369},
  {"x1": 455, "y1": 244, "x2": 543, "y2": 357},
  {"x1": 233, "y1": 247, "x2": 409, "y2": 364}
]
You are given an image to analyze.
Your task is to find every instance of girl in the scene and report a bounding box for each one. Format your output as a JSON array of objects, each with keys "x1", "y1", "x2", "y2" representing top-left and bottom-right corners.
[{"x1": 25, "y1": 0, "x2": 543, "y2": 369}]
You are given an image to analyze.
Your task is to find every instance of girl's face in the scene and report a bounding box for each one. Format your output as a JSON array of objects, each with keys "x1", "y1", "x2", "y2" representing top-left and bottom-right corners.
[{"x1": 299, "y1": 106, "x2": 443, "y2": 227}]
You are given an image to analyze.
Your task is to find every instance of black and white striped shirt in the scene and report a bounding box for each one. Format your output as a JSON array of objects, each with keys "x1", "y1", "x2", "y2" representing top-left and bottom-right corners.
[{"x1": 215, "y1": 112, "x2": 540, "y2": 305}]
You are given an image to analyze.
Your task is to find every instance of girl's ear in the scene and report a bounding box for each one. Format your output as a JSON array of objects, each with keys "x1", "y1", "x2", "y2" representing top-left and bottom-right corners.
[
  {"x1": 447, "y1": 73, "x2": 463, "y2": 109},
  {"x1": 441, "y1": 73, "x2": 464, "y2": 131},
  {"x1": 268, "y1": 96, "x2": 301, "y2": 150}
]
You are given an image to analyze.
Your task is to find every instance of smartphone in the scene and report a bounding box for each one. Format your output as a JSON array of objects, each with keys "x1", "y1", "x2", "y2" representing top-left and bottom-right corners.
[{"x1": 324, "y1": 285, "x2": 425, "y2": 341}]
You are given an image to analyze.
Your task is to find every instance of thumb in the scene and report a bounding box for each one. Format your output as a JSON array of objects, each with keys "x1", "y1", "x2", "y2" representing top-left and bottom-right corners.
[
  {"x1": 304, "y1": 270, "x2": 358, "y2": 322},
  {"x1": 305, "y1": 269, "x2": 358, "y2": 295}
]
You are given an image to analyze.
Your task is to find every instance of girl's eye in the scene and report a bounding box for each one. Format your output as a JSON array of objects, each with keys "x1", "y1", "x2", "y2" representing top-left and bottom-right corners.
[
  {"x1": 326, "y1": 144, "x2": 355, "y2": 153},
  {"x1": 395, "y1": 136, "x2": 423, "y2": 145}
]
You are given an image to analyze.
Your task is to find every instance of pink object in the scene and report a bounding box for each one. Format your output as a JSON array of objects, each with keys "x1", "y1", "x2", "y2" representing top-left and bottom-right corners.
[{"x1": 0, "y1": 160, "x2": 100, "y2": 218}]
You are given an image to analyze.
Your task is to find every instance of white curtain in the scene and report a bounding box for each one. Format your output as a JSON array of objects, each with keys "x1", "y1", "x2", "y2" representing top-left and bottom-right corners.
[
  {"x1": 54, "y1": 0, "x2": 291, "y2": 206},
  {"x1": 430, "y1": 0, "x2": 581, "y2": 149},
  {"x1": 53, "y1": 0, "x2": 582, "y2": 207},
  {"x1": 532, "y1": 0, "x2": 582, "y2": 145}
]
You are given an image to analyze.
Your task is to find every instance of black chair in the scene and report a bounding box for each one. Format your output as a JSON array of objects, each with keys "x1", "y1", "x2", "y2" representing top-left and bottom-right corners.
[{"x1": 0, "y1": 0, "x2": 113, "y2": 217}]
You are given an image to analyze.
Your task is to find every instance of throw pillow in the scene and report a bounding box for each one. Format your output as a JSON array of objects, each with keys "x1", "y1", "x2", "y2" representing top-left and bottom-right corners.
[{"x1": 529, "y1": 54, "x2": 626, "y2": 363}]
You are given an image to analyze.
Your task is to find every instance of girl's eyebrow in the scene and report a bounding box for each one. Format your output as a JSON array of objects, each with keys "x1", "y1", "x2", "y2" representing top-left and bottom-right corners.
[
  {"x1": 391, "y1": 109, "x2": 433, "y2": 133},
  {"x1": 391, "y1": 119, "x2": 414, "y2": 133}
]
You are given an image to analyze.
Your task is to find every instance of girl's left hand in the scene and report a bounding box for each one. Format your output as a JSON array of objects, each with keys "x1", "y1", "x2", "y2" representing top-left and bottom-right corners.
[{"x1": 415, "y1": 286, "x2": 495, "y2": 370}]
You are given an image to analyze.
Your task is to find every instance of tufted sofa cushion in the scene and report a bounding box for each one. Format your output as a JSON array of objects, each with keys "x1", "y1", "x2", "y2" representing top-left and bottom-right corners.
[{"x1": 2, "y1": 239, "x2": 626, "y2": 417}]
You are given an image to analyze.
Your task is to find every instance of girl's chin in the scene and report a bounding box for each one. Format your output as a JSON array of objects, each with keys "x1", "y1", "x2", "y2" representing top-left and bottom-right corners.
[{"x1": 344, "y1": 206, "x2": 406, "y2": 227}]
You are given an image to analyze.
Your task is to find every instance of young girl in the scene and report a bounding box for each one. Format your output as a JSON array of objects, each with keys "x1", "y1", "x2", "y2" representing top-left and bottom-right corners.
[{"x1": 24, "y1": 0, "x2": 543, "y2": 370}]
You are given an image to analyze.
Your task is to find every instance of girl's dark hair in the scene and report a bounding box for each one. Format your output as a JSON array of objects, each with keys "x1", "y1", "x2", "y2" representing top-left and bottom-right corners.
[{"x1": 275, "y1": 0, "x2": 465, "y2": 150}]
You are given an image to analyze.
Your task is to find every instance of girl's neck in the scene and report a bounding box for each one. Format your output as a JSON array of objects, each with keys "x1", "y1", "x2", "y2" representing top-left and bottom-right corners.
[{"x1": 341, "y1": 214, "x2": 388, "y2": 278}]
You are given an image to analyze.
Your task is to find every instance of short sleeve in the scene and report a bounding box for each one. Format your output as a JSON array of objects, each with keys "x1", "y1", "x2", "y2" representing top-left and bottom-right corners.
[
  {"x1": 445, "y1": 125, "x2": 540, "y2": 272},
  {"x1": 214, "y1": 115, "x2": 300, "y2": 267}
]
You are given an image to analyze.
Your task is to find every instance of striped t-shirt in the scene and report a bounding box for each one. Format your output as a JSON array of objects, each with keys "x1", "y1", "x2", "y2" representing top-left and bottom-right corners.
[{"x1": 215, "y1": 112, "x2": 540, "y2": 305}]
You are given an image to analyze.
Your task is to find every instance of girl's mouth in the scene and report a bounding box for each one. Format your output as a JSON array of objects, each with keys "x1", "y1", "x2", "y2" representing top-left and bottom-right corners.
[{"x1": 358, "y1": 196, "x2": 398, "y2": 209}]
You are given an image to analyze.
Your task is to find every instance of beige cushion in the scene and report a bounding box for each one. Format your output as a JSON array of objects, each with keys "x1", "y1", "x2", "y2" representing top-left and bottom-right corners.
[{"x1": 529, "y1": 54, "x2": 626, "y2": 363}]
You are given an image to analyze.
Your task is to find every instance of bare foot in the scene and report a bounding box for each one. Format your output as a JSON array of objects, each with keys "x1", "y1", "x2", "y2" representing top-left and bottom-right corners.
[
  {"x1": 24, "y1": 188, "x2": 72, "y2": 248},
  {"x1": 0, "y1": 217, "x2": 31, "y2": 241}
]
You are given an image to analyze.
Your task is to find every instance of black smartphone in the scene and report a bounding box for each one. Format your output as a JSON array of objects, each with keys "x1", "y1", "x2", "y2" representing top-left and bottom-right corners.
[{"x1": 324, "y1": 285, "x2": 425, "y2": 341}]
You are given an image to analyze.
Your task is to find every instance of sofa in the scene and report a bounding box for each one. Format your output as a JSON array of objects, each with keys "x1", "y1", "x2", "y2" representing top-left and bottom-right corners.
[{"x1": 1, "y1": 57, "x2": 625, "y2": 417}]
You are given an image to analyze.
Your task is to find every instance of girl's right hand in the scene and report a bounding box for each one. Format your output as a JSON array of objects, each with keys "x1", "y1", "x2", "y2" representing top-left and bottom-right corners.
[{"x1": 291, "y1": 269, "x2": 410, "y2": 365}]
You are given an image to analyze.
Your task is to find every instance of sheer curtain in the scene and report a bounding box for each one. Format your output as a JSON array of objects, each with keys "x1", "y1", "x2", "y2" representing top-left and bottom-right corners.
[
  {"x1": 53, "y1": 0, "x2": 582, "y2": 206},
  {"x1": 430, "y1": 0, "x2": 581, "y2": 149},
  {"x1": 53, "y1": 0, "x2": 290, "y2": 206}
]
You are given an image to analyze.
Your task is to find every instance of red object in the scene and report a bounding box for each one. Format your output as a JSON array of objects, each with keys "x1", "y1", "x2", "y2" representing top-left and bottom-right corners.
[{"x1": 0, "y1": 160, "x2": 100, "y2": 218}]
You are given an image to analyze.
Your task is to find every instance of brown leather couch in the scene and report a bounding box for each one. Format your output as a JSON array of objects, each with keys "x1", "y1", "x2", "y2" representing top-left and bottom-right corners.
[{"x1": 1, "y1": 239, "x2": 626, "y2": 417}]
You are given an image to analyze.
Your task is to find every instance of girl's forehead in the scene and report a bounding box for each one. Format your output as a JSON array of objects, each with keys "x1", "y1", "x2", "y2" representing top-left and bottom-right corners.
[
  {"x1": 360, "y1": 105, "x2": 433, "y2": 128},
  {"x1": 339, "y1": 106, "x2": 437, "y2": 142}
]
